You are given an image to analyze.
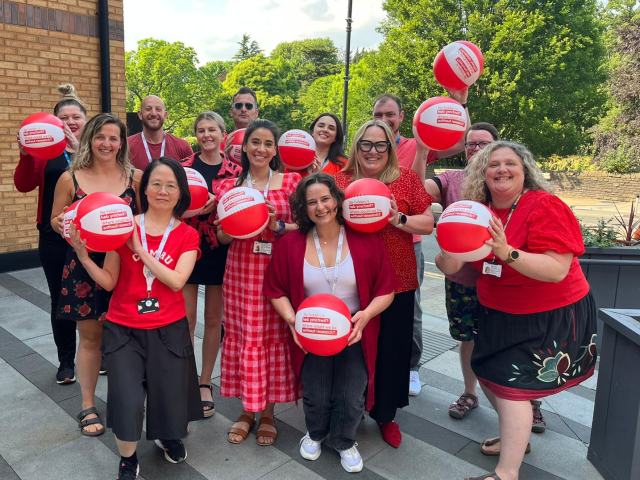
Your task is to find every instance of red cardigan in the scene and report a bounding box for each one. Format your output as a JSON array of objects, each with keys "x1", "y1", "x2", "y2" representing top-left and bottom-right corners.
[{"x1": 264, "y1": 225, "x2": 401, "y2": 410}]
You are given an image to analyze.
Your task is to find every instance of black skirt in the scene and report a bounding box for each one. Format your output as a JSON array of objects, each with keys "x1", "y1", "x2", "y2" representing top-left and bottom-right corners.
[
  {"x1": 187, "y1": 237, "x2": 229, "y2": 286},
  {"x1": 101, "y1": 317, "x2": 203, "y2": 441},
  {"x1": 472, "y1": 291, "x2": 597, "y2": 401}
]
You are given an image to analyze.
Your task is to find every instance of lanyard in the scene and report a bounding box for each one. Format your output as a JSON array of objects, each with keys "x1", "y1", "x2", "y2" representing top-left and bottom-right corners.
[
  {"x1": 395, "y1": 135, "x2": 402, "y2": 147},
  {"x1": 312, "y1": 225, "x2": 345, "y2": 295},
  {"x1": 247, "y1": 169, "x2": 272, "y2": 199},
  {"x1": 489, "y1": 191, "x2": 523, "y2": 261},
  {"x1": 63, "y1": 151, "x2": 71, "y2": 168},
  {"x1": 141, "y1": 132, "x2": 165, "y2": 163},
  {"x1": 140, "y1": 214, "x2": 175, "y2": 291}
]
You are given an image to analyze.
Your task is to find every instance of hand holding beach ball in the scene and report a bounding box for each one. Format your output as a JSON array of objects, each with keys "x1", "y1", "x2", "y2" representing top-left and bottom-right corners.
[
  {"x1": 278, "y1": 129, "x2": 316, "y2": 170},
  {"x1": 433, "y1": 41, "x2": 484, "y2": 90},
  {"x1": 342, "y1": 179, "x2": 391, "y2": 232},
  {"x1": 181, "y1": 167, "x2": 209, "y2": 218},
  {"x1": 412, "y1": 97, "x2": 467, "y2": 151},
  {"x1": 19, "y1": 113, "x2": 67, "y2": 160},
  {"x1": 436, "y1": 200, "x2": 493, "y2": 261},
  {"x1": 295, "y1": 294, "x2": 352, "y2": 356},
  {"x1": 226, "y1": 129, "x2": 246, "y2": 164}
]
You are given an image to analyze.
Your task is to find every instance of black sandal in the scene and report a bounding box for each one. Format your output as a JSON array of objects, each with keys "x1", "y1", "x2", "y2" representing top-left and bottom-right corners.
[
  {"x1": 77, "y1": 407, "x2": 105, "y2": 437},
  {"x1": 200, "y1": 384, "x2": 215, "y2": 418}
]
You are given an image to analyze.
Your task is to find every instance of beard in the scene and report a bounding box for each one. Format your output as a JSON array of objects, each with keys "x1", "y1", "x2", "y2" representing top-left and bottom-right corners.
[{"x1": 142, "y1": 116, "x2": 164, "y2": 131}]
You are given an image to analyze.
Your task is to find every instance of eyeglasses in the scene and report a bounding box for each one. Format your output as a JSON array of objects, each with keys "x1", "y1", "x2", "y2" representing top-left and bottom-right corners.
[
  {"x1": 148, "y1": 182, "x2": 179, "y2": 194},
  {"x1": 233, "y1": 102, "x2": 255, "y2": 111},
  {"x1": 465, "y1": 141, "x2": 492, "y2": 150},
  {"x1": 358, "y1": 140, "x2": 390, "y2": 153}
]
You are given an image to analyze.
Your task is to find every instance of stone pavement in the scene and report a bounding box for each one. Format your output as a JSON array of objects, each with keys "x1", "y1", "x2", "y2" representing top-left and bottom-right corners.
[{"x1": 0, "y1": 261, "x2": 602, "y2": 480}]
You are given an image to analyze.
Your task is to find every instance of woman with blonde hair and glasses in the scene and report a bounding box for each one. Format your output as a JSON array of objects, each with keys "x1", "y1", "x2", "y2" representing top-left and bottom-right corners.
[
  {"x1": 335, "y1": 120, "x2": 434, "y2": 448},
  {"x1": 51, "y1": 113, "x2": 142, "y2": 437}
]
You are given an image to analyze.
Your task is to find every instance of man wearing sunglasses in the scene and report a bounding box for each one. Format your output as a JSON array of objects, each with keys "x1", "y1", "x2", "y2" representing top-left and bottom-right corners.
[
  {"x1": 223, "y1": 87, "x2": 260, "y2": 159},
  {"x1": 128, "y1": 95, "x2": 193, "y2": 171},
  {"x1": 373, "y1": 92, "x2": 469, "y2": 399}
]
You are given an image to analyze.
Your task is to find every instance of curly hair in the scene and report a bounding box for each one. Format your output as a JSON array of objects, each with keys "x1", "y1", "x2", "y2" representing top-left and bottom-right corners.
[
  {"x1": 71, "y1": 113, "x2": 132, "y2": 180},
  {"x1": 343, "y1": 120, "x2": 400, "y2": 184},
  {"x1": 289, "y1": 172, "x2": 345, "y2": 234},
  {"x1": 461, "y1": 141, "x2": 554, "y2": 203}
]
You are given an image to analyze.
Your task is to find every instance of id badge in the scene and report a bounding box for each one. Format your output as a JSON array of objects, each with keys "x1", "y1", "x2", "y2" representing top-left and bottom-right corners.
[
  {"x1": 482, "y1": 261, "x2": 503, "y2": 278},
  {"x1": 253, "y1": 240, "x2": 272, "y2": 255},
  {"x1": 137, "y1": 297, "x2": 160, "y2": 314}
]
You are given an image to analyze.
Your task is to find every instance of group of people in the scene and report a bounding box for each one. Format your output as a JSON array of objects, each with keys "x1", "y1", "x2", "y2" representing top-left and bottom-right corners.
[{"x1": 13, "y1": 84, "x2": 597, "y2": 480}]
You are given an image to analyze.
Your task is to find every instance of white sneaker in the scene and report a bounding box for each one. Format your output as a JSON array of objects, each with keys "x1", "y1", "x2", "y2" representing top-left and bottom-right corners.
[
  {"x1": 338, "y1": 443, "x2": 363, "y2": 473},
  {"x1": 409, "y1": 371, "x2": 421, "y2": 396},
  {"x1": 299, "y1": 432, "x2": 322, "y2": 460}
]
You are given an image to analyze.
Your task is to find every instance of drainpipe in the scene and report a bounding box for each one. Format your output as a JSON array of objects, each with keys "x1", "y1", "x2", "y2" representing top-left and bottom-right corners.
[{"x1": 97, "y1": 0, "x2": 111, "y2": 113}]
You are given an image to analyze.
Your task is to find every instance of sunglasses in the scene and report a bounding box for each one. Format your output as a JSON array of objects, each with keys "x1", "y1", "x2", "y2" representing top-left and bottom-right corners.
[
  {"x1": 233, "y1": 102, "x2": 255, "y2": 111},
  {"x1": 358, "y1": 140, "x2": 390, "y2": 153}
]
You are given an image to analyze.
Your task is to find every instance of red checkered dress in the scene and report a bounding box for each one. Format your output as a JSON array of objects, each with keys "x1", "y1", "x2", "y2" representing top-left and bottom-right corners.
[{"x1": 219, "y1": 173, "x2": 302, "y2": 412}]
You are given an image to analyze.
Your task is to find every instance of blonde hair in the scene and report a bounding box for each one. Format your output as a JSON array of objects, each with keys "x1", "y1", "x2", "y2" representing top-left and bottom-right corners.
[
  {"x1": 71, "y1": 113, "x2": 132, "y2": 179},
  {"x1": 461, "y1": 141, "x2": 554, "y2": 203},
  {"x1": 343, "y1": 120, "x2": 400, "y2": 184}
]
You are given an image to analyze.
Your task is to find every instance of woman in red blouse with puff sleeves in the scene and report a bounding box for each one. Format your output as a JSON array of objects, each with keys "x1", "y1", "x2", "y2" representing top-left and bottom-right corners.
[
  {"x1": 436, "y1": 141, "x2": 596, "y2": 480},
  {"x1": 335, "y1": 120, "x2": 434, "y2": 448},
  {"x1": 68, "y1": 157, "x2": 202, "y2": 479}
]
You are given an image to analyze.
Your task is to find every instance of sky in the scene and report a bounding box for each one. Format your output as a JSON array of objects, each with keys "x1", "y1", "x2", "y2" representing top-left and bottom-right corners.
[{"x1": 123, "y1": 0, "x2": 386, "y2": 64}]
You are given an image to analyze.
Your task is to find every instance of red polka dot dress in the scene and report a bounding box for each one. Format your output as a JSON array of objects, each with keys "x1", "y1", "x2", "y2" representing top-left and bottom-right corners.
[{"x1": 218, "y1": 173, "x2": 302, "y2": 412}]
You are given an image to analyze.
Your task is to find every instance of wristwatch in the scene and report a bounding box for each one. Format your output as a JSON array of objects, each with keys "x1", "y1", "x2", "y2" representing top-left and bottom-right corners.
[
  {"x1": 505, "y1": 248, "x2": 520, "y2": 264},
  {"x1": 274, "y1": 220, "x2": 286, "y2": 235},
  {"x1": 395, "y1": 213, "x2": 407, "y2": 228}
]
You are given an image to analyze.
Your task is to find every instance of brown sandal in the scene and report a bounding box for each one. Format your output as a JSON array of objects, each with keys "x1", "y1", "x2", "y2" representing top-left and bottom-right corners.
[
  {"x1": 227, "y1": 414, "x2": 256, "y2": 444},
  {"x1": 256, "y1": 416, "x2": 277, "y2": 446},
  {"x1": 480, "y1": 437, "x2": 531, "y2": 456},
  {"x1": 464, "y1": 473, "x2": 503, "y2": 480}
]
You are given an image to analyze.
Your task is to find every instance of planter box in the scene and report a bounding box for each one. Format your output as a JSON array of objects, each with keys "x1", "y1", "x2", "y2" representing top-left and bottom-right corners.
[
  {"x1": 588, "y1": 308, "x2": 640, "y2": 480},
  {"x1": 579, "y1": 247, "x2": 640, "y2": 347}
]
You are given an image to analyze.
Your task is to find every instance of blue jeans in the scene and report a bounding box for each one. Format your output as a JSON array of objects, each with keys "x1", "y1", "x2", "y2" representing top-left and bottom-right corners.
[{"x1": 301, "y1": 342, "x2": 368, "y2": 451}]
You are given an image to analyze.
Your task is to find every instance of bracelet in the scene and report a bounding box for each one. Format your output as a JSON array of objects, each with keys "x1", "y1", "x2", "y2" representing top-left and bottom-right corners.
[{"x1": 274, "y1": 220, "x2": 286, "y2": 235}]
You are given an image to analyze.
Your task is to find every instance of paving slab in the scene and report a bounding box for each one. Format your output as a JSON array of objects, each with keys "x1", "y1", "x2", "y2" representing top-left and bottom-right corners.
[
  {"x1": 0, "y1": 363, "x2": 81, "y2": 466},
  {"x1": 8, "y1": 268, "x2": 51, "y2": 297},
  {"x1": 0, "y1": 297, "x2": 52, "y2": 341},
  {"x1": 0, "y1": 285, "x2": 12, "y2": 298},
  {"x1": 542, "y1": 390, "x2": 594, "y2": 428},
  {"x1": 184, "y1": 413, "x2": 290, "y2": 480},
  {"x1": 0, "y1": 453, "x2": 20, "y2": 480},
  {"x1": 366, "y1": 432, "x2": 486, "y2": 480},
  {"x1": 580, "y1": 370, "x2": 598, "y2": 390},
  {"x1": 258, "y1": 459, "x2": 325, "y2": 480}
]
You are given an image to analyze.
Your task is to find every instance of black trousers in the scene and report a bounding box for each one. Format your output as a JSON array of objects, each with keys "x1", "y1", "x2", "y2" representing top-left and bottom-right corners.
[
  {"x1": 39, "y1": 232, "x2": 76, "y2": 365},
  {"x1": 369, "y1": 290, "x2": 415, "y2": 423}
]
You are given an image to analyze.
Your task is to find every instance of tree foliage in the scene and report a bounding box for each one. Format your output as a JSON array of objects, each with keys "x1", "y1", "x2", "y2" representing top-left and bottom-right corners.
[
  {"x1": 233, "y1": 33, "x2": 263, "y2": 61},
  {"x1": 271, "y1": 38, "x2": 341, "y2": 86}
]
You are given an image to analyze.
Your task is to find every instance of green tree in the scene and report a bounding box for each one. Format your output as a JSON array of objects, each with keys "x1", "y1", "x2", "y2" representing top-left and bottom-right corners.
[
  {"x1": 125, "y1": 38, "x2": 222, "y2": 134},
  {"x1": 217, "y1": 54, "x2": 301, "y2": 131},
  {"x1": 271, "y1": 38, "x2": 341, "y2": 86},
  {"x1": 363, "y1": 0, "x2": 608, "y2": 158},
  {"x1": 233, "y1": 33, "x2": 263, "y2": 61}
]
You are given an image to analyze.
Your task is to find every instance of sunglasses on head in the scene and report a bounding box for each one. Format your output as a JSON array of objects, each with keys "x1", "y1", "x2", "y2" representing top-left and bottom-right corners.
[{"x1": 233, "y1": 102, "x2": 255, "y2": 110}]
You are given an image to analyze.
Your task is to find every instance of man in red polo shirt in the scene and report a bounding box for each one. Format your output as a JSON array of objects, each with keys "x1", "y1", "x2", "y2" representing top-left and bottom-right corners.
[
  {"x1": 372, "y1": 92, "x2": 469, "y2": 397},
  {"x1": 128, "y1": 95, "x2": 193, "y2": 171}
]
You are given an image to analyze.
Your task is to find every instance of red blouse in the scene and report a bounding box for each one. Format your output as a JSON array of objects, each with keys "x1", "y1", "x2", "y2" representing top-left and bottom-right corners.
[
  {"x1": 335, "y1": 167, "x2": 433, "y2": 293},
  {"x1": 471, "y1": 190, "x2": 589, "y2": 314},
  {"x1": 106, "y1": 222, "x2": 201, "y2": 329}
]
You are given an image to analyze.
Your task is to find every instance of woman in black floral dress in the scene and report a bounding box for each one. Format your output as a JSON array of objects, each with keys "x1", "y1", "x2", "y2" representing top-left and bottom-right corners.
[{"x1": 51, "y1": 113, "x2": 142, "y2": 436}]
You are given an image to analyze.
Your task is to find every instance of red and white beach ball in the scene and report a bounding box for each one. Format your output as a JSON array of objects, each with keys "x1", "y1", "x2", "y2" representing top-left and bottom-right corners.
[
  {"x1": 19, "y1": 113, "x2": 67, "y2": 160},
  {"x1": 72, "y1": 192, "x2": 134, "y2": 252},
  {"x1": 433, "y1": 41, "x2": 484, "y2": 90},
  {"x1": 437, "y1": 200, "x2": 493, "y2": 262},
  {"x1": 343, "y1": 178, "x2": 391, "y2": 233},
  {"x1": 182, "y1": 167, "x2": 209, "y2": 218},
  {"x1": 227, "y1": 129, "x2": 246, "y2": 164},
  {"x1": 295, "y1": 294, "x2": 352, "y2": 356},
  {"x1": 62, "y1": 200, "x2": 82, "y2": 248},
  {"x1": 412, "y1": 97, "x2": 467, "y2": 151},
  {"x1": 217, "y1": 187, "x2": 269, "y2": 239},
  {"x1": 278, "y1": 129, "x2": 316, "y2": 170}
]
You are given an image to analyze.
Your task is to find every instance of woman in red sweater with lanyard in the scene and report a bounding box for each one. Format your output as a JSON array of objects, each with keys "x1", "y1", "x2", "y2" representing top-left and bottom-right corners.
[
  {"x1": 69, "y1": 157, "x2": 202, "y2": 479},
  {"x1": 436, "y1": 141, "x2": 596, "y2": 480},
  {"x1": 13, "y1": 84, "x2": 86, "y2": 384}
]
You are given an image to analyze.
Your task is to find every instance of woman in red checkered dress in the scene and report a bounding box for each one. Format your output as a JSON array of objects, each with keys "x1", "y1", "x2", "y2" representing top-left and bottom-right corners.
[{"x1": 216, "y1": 120, "x2": 301, "y2": 446}]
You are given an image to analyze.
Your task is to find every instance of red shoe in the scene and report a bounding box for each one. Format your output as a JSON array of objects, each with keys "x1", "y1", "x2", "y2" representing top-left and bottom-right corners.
[{"x1": 378, "y1": 422, "x2": 402, "y2": 448}]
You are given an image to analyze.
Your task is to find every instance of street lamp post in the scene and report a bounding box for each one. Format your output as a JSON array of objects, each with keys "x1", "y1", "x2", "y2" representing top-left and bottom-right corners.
[{"x1": 341, "y1": 0, "x2": 353, "y2": 148}]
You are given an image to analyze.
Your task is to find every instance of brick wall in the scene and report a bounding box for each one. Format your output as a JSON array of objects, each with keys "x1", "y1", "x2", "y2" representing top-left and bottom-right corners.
[{"x1": 0, "y1": 0, "x2": 125, "y2": 254}]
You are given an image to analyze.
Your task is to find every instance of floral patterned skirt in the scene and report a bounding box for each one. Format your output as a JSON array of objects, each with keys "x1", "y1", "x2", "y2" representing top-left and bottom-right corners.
[
  {"x1": 56, "y1": 247, "x2": 111, "y2": 322},
  {"x1": 472, "y1": 291, "x2": 597, "y2": 401}
]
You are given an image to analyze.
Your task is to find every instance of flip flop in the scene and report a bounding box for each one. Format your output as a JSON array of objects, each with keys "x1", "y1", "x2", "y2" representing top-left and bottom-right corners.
[
  {"x1": 480, "y1": 437, "x2": 531, "y2": 456},
  {"x1": 228, "y1": 414, "x2": 256, "y2": 444}
]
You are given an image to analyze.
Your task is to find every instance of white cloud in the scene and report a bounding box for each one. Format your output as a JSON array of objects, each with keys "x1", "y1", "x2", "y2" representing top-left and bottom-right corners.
[{"x1": 123, "y1": 0, "x2": 385, "y2": 63}]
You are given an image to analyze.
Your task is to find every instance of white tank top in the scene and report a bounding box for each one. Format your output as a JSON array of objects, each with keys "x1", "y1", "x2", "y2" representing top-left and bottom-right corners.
[{"x1": 303, "y1": 252, "x2": 360, "y2": 314}]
